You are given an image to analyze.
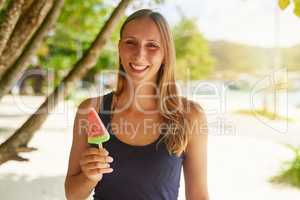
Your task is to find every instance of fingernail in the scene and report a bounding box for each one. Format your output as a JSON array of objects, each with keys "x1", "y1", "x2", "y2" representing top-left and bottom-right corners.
[{"x1": 107, "y1": 156, "x2": 113, "y2": 163}]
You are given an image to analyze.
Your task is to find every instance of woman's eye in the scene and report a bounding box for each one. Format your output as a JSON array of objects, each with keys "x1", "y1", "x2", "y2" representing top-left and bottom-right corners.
[
  {"x1": 125, "y1": 40, "x2": 135, "y2": 45},
  {"x1": 147, "y1": 43, "x2": 159, "y2": 49}
]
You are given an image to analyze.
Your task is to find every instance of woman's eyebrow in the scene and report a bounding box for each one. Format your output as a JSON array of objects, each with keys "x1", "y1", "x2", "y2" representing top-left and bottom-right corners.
[
  {"x1": 147, "y1": 39, "x2": 160, "y2": 43},
  {"x1": 123, "y1": 36, "x2": 160, "y2": 42},
  {"x1": 123, "y1": 36, "x2": 136, "y2": 40}
]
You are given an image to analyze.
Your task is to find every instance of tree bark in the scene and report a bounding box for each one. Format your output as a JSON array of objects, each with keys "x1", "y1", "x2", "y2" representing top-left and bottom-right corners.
[
  {"x1": 0, "y1": 0, "x2": 63, "y2": 101},
  {"x1": 0, "y1": 0, "x2": 6, "y2": 10},
  {"x1": 0, "y1": 0, "x2": 26, "y2": 57},
  {"x1": 0, "y1": 0, "x2": 52, "y2": 78},
  {"x1": 0, "y1": 0, "x2": 132, "y2": 165},
  {"x1": 21, "y1": 0, "x2": 35, "y2": 12}
]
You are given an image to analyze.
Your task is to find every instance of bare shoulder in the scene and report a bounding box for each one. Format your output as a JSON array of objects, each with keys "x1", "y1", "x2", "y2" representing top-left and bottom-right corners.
[
  {"x1": 181, "y1": 97, "x2": 206, "y2": 122},
  {"x1": 180, "y1": 97, "x2": 208, "y2": 146}
]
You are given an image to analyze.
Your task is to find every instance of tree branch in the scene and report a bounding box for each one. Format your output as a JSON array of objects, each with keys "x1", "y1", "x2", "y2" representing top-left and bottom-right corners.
[
  {"x1": 0, "y1": 0, "x2": 62, "y2": 100},
  {"x1": 0, "y1": 0, "x2": 26, "y2": 57},
  {"x1": 0, "y1": 0, "x2": 52, "y2": 78},
  {"x1": 12, "y1": 155, "x2": 28, "y2": 162},
  {"x1": 15, "y1": 146, "x2": 38, "y2": 153}
]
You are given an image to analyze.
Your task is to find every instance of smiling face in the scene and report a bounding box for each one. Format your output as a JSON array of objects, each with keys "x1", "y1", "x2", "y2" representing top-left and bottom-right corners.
[{"x1": 118, "y1": 17, "x2": 165, "y2": 85}]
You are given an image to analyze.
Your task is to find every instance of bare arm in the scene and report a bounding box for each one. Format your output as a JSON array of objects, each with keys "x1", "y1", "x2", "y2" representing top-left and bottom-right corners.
[
  {"x1": 65, "y1": 172, "x2": 98, "y2": 200},
  {"x1": 183, "y1": 103, "x2": 209, "y2": 200},
  {"x1": 65, "y1": 98, "x2": 98, "y2": 200},
  {"x1": 64, "y1": 97, "x2": 113, "y2": 199}
]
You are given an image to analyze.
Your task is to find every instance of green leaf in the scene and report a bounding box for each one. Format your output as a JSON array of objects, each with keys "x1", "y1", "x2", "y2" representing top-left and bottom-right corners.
[
  {"x1": 294, "y1": 0, "x2": 300, "y2": 17},
  {"x1": 278, "y1": 0, "x2": 291, "y2": 10},
  {"x1": 173, "y1": 18, "x2": 214, "y2": 80}
]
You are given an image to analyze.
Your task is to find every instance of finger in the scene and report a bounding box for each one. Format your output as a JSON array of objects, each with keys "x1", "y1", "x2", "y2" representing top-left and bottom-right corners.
[
  {"x1": 99, "y1": 168, "x2": 114, "y2": 174},
  {"x1": 80, "y1": 155, "x2": 113, "y2": 165},
  {"x1": 83, "y1": 148, "x2": 102, "y2": 156},
  {"x1": 85, "y1": 171, "x2": 103, "y2": 179},
  {"x1": 83, "y1": 148, "x2": 109, "y2": 157},
  {"x1": 80, "y1": 155, "x2": 106, "y2": 165},
  {"x1": 86, "y1": 168, "x2": 113, "y2": 176},
  {"x1": 98, "y1": 148, "x2": 109, "y2": 156},
  {"x1": 95, "y1": 168, "x2": 114, "y2": 174},
  {"x1": 82, "y1": 162, "x2": 110, "y2": 170}
]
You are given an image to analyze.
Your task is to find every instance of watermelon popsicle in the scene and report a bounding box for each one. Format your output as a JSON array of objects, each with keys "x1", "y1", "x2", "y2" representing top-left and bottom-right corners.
[{"x1": 87, "y1": 108, "x2": 110, "y2": 148}]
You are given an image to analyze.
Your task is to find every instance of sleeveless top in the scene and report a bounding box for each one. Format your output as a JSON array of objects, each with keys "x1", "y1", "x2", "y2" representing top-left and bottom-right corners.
[{"x1": 92, "y1": 91, "x2": 184, "y2": 200}]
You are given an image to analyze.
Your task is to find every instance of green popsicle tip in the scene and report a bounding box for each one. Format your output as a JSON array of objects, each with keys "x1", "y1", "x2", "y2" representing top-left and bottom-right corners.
[{"x1": 88, "y1": 134, "x2": 110, "y2": 145}]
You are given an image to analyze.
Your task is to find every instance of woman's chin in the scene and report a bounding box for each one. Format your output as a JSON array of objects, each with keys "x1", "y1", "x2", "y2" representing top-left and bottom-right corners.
[{"x1": 127, "y1": 72, "x2": 156, "y2": 85}]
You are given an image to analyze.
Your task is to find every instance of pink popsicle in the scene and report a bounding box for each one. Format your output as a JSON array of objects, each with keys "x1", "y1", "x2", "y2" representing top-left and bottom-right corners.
[{"x1": 87, "y1": 108, "x2": 110, "y2": 147}]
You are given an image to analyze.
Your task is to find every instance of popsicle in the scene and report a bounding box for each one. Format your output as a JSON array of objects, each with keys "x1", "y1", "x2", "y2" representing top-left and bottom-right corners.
[{"x1": 87, "y1": 108, "x2": 110, "y2": 148}]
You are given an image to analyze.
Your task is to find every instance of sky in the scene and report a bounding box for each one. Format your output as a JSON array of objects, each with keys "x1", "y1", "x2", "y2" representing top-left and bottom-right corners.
[{"x1": 152, "y1": 0, "x2": 300, "y2": 48}]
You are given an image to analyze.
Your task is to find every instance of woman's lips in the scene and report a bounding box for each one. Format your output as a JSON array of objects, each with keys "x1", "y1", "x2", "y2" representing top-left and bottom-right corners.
[{"x1": 129, "y1": 63, "x2": 149, "y2": 72}]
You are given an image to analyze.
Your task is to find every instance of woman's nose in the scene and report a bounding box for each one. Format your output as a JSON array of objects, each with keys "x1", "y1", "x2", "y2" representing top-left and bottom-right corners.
[{"x1": 134, "y1": 45, "x2": 146, "y2": 60}]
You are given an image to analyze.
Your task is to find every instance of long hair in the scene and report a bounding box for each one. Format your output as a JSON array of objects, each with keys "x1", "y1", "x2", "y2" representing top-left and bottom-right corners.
[{"x1": 114, "y1": 9, "x2": 189, "y2": 156}]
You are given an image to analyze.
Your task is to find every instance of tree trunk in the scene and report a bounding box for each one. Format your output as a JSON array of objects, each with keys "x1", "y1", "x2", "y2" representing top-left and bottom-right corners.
[
  {"x1": 21, "y1": 0, "x2": 36, "y2": 12},
  {"x1": 0, "y1": 0, "x2": 26, "y2": 57},
  {"x1": 0, "y1": 0, "x2": 63, "y2": 101},
  {"x1": 0, "y1": 0, "x2": 6, "y2": 10},
  {"x1": 0, "y1": 0, "x2": 52, "y2": 78},
  {"x1": 0, "y1": 0, "x2": 132, "y2": 165}
]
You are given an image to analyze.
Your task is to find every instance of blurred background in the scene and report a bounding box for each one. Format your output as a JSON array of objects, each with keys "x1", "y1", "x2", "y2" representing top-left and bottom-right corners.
[{"x1": 0, "y1": 0, "x2": 299, "y2": 199}]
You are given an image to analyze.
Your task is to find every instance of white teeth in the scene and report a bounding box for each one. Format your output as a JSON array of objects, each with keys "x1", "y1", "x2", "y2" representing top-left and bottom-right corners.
[{"x1": 130, "y1": 63, "x2": 148, "y2": 71}]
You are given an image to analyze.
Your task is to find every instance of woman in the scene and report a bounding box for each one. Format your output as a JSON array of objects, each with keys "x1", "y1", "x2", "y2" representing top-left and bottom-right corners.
[{"x1": 65, "y1": 9, "x2": 209, "y2": 200}]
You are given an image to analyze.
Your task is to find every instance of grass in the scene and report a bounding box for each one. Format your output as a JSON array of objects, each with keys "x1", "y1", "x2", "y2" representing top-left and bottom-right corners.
[
  {"x1": 236, "y1": 108, "x2": 293, "y2": 122},
  {"x1": 270, "y1": 144, "x2": 300, "y2": 189}
]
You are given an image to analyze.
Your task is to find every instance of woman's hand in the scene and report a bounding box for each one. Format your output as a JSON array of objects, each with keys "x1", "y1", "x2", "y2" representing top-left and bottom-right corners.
[{"x1": 79, "y1": 147, "x2": 114, "y2": 182}]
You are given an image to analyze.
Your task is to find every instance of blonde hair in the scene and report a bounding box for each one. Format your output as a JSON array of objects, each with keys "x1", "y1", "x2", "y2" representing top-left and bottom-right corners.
[{"x1": 114, "y1": 9, "x2": 192, "y2": 156}]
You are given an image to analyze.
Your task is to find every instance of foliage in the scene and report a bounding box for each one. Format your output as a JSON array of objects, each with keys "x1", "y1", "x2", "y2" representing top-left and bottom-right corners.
[
  {"x1": 173, "y1": 18, "x2": 214, "y2": 80},
  {"x1": 270, "y1": 144, "x2": 300, "y2": 188},
  {"x1": 37, "y1": 0, "x2": 122, "y2": 86},
  {"x1": 278, "y1": 0, "x2": 300, "y2": 17}
]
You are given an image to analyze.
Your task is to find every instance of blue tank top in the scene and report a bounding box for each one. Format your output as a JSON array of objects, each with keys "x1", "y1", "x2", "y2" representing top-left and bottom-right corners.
[{"x1": 92, "y1": 91, "x2": 184, "y2": 200}]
